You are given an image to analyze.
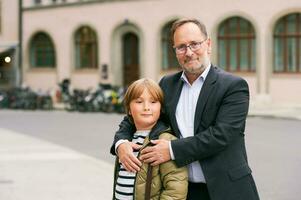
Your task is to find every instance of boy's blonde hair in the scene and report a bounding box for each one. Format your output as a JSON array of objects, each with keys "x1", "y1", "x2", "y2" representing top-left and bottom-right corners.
[{"x1": 123, "y1": 78, "x2": 164, "y2": 117}]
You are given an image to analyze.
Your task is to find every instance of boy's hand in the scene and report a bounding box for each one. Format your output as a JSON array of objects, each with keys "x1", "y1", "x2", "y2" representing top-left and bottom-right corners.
[
  {"x1": 140, "y1": 139, "x2": 171, "y2": 166},
  {"x1": 117, "y1": 141, "x2": 142, "y2": 173}
]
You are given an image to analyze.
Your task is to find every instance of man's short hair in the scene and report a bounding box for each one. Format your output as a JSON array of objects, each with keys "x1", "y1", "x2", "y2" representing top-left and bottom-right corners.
[{"x1": 170, "y1": 18, "x2": 208, "y2": 45}]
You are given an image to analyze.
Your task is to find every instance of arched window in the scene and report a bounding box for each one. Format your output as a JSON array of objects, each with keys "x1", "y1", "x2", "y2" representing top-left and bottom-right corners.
[
  {"x1": 74, "y1": 26, "x2": 98, "y2": 69},
  {"x1": 274, "y1": 13, "x2": 301, "y2": 73},
  {"x1": 218, "y1": 17, "x2": 256, "y2": 72},
  {"x1": 30, "y1": 32, "x2": 56, "y2": 68},
  {"x1": 161, "y1": 21, "x2": 179, "y2": 70}
]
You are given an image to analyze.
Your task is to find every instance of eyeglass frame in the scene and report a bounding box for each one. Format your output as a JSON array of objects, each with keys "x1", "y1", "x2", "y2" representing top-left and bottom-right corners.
[{"x1": 173, "y1": 38, "x2": 208, "y2": 55}]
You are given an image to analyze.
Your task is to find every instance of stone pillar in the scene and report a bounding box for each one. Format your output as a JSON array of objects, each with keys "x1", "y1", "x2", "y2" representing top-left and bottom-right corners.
[
  {"x1": 56, "y1": 29, "x2": 72, "y2": 83},
  {"x1": 99, "y1": 28, "x2": 112, "y2": 84},
  {"x1": 142, "y1": 29, "x2": 158, "y2": 81},
  {"x1": 254, "y1": 26, "x2": 272, "y2": 106}
]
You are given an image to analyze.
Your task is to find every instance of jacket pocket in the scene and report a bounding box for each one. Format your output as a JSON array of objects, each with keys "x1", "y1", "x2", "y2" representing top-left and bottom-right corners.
[{"x1": 228, "y1": 164, "x2": 252, "y2": 181}]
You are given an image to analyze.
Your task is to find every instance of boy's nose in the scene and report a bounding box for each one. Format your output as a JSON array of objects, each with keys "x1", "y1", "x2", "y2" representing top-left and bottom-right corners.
[{"x1": 144, "y1": 103, "x2": 150, "y2": 111}]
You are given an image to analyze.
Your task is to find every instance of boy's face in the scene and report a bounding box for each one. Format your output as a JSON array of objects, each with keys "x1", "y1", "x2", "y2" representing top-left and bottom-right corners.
[{"x1": 129, "y1": 89, "x2": 161, "y2": 131}]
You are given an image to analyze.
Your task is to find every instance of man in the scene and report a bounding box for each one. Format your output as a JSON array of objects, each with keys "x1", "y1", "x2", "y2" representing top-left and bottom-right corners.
[{"x1": 110, "y1": 18, "x2": 260, "y2": 200}]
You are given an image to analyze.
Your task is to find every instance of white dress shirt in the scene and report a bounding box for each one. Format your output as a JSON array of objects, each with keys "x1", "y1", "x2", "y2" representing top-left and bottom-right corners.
[{"x1": 171, "y1": 64, "x2": 211, "y2": 183}]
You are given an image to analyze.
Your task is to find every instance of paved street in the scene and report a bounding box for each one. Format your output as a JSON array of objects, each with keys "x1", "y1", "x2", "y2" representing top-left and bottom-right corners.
[
  {"x1": 0, "y1": 110, "x2": 122, "y2": 164},
  {"x1": 0, "y1": 110, "x2": 301, "y2": 200}
]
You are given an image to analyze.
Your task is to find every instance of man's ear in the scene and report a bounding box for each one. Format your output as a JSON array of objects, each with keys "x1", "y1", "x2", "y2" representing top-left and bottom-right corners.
[{"x1": 207, "y1": 38, "x2": 212, "y2": 55}]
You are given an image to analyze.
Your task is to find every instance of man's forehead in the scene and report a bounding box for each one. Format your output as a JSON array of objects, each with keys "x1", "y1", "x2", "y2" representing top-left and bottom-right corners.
[
  {"x1": 174, "y1": 23, "x2": 204, "y2": 36},
  {"x1": 174, "y1": 30, "x2": 205, "y2": 44}
]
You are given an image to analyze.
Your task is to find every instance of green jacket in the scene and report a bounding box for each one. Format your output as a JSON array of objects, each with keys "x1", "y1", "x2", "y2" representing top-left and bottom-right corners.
[{"x1": 113, "y1": 121, "x2": 188, "y2": 200}]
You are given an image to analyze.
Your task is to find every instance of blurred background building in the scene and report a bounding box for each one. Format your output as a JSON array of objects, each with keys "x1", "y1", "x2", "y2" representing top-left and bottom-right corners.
[
  {"x1": 0, "y1": 0, "x2": 20, "y2": 89},
  {"x1": 1, "y1": 0, "x2": 301, "y2": 106}
]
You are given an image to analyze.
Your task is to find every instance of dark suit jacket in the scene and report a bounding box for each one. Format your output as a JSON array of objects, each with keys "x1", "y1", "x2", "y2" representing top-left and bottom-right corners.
[{"x1": 110, "y1": 65, "x2": 260, "y2": 200}]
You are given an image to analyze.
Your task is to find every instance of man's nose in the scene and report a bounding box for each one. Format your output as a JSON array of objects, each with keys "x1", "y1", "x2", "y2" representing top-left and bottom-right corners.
[{"x1": 185, "y1": 46, "x2": 194, "y2": 56}]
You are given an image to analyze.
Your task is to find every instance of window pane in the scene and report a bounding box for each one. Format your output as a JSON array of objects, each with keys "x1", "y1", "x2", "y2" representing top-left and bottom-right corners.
[
  {"x1": 218, "y1": 40, "x2": 226, "y2": 68},
  {"x1": 169, "y1": 45, "x2": 178, "y2": 68},
  {"x1": 299, "y1": 39, "x2": 301, "y2": 70},
  {"x1": 162, "y1": 41, "x2": 168, "y2": 70},
  {"x1": 287, "y1": 14, "x2": 296, "y2": 34},
  {"x1": 219, "y1": 25, "x2": 225, "y2": 36},
  {"x1": 275, "y1": 21, "x2": 285, "y2": 35},
  {"x1": 287, "y1": 38, "x2": 296, "y2": 72},
  {"x1": 30, "y1": 46, "x2": 36, "y2": 66},
  {"x1": 240, "y1": 19, "x2": 249, "y2": 35},
  {"x1": 82, "y1": 45, "x2": 90, "y2": 67},
  {"x1": 240, "y1": 39, "x2": 248, "y2": 71},
  {"x1": 251, "y1": 39, "x2": 256, "y2": 71},
  {"x1": 229, "y1": 39, "x2": 237, "y2": 71},
  {"x1": 228, "y1": 18, "x2": 238, "y2": 34},
  {"x1": 274, "y1": 38, "x2": 284, "y2": 72}
]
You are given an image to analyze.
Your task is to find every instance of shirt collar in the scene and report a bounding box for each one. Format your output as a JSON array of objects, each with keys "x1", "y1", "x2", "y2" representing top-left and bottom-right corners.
[{"x1": 180, "y1": 62, "x2": 211, "y2": 85}]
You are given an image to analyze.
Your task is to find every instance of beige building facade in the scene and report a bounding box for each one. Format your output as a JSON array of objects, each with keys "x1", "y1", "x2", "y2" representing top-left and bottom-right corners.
[
  {"x1": 0, "y1": 0, "x2": 20, "y2": 88},
  {"x1": 20, "y1": 0, "x2": 301, "y2": 105}
]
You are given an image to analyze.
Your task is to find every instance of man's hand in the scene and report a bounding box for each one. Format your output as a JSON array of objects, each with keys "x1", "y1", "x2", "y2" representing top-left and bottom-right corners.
[
  {"x1": 117, "y1": 141, "x2": 142, "y2": 173},
  {"x1": 140, "y1": 139, "x2": 171, "y2": 166}
]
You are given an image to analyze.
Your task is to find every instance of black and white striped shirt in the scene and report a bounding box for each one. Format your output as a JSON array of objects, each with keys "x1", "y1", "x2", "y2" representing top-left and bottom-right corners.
[{"x1": 115, "y1": 130, "x2": 150, "y2": 200}]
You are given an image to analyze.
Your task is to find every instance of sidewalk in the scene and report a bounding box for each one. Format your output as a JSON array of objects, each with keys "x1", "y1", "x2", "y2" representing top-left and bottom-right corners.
[
  {"x1": 0, "y1": 128, "x2": 114, "y2": 200},
  {"x1": 249, "y1": 103, "x2": 301, "y2": 120}
]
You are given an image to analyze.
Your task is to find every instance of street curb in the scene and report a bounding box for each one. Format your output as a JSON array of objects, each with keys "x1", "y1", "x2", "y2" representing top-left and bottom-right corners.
[{"x1": 248, "y1": 114, "x2": 301, "y2": 121}]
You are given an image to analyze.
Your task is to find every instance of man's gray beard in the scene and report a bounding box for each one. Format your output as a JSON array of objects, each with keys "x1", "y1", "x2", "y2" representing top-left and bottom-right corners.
[
  {"x1": 183, "y1": 64, "x2": 205, "y2": 75},
  {"x1": 182, "y1": 58, "x2": 210, "y2": 75}
]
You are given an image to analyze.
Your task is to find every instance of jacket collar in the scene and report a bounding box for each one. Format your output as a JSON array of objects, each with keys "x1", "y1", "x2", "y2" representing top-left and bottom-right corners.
[{"x1": 148, "y1": 120, "x2": 170, "y2": 140}]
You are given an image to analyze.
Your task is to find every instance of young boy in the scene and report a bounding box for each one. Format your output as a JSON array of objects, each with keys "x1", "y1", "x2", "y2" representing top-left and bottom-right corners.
[{"x1": 112, "y1": 78, "x2": 188, "y2": 200}]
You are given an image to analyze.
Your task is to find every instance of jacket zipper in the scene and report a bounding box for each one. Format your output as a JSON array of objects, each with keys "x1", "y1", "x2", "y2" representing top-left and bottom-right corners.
[{"x1": 132, "y1": 137, "x2": 151, "y2": 199}]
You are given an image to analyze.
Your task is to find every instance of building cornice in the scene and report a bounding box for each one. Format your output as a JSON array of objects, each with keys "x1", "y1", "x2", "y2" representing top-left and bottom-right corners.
[{"x1": 23, "y1": 0, "x2": 155, "y2": 11}]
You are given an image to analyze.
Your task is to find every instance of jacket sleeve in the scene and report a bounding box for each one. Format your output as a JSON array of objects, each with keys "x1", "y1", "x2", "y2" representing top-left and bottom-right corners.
[
  {"x1": 109, "y1": 116, "x2": 136, "y2": 155},
  {"x1": 171, "y1": 77, "x2": 249, "y2": 167},
  {"x1": 159, "y1": 133, "x2": 188, "y2": 200}
]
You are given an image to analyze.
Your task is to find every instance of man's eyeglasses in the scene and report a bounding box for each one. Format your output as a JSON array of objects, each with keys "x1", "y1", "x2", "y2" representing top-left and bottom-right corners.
[{"x1": 174, "y1": 39, "x2": 207, "y2": 55}]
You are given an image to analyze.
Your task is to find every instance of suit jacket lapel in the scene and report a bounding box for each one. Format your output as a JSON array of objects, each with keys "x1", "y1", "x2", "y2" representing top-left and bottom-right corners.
[
  {"x1": 169, "y1": 76, "x2": 184, "y2": 138},
  {"x1": 194, "y1": 65, "x2": 218, "y2": 132}
]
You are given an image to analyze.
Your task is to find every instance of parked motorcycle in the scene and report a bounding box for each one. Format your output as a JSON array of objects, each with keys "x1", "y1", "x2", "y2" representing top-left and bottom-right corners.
[
  {"x1": 36, "y1": 89, "x2": 53, "y2": 110},
  {"x1": 58, "y1": 79, "x2": 75, "y2": 111},
  {"x1": 0, "y1": 90, "x2": 9, "y2": 108}
]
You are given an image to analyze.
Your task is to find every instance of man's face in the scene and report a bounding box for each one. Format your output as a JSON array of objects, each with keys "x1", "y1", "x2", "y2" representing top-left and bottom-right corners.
[{"x1": 173, "y1": 22, "x2": 211, "y2": 75}]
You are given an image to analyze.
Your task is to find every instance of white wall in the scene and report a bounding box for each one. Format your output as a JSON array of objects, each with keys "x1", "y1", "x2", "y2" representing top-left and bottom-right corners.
[{"x1": 0, "y1": 0, "x2": 18, "y2": 43}]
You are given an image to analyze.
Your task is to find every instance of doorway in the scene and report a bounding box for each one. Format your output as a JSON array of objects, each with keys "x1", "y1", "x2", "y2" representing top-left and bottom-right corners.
[
  {"x1": 0, "y1": 48, "x2": 15, "y2": 89},
  {"x1": 122, "y1": 32, "x2": 139, "y2": 87}
]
